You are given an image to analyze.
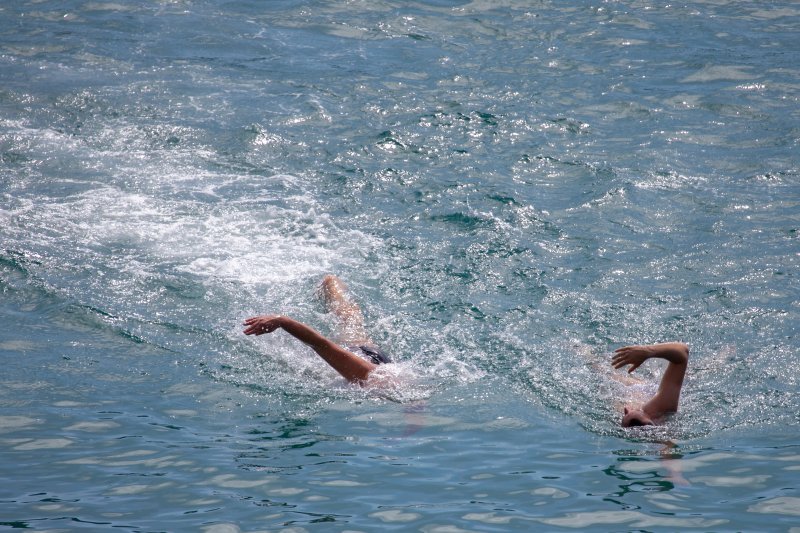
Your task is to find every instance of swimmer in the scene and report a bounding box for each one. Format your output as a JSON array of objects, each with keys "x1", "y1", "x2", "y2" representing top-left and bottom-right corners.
[
  {"x1": 611, "y1": 342, "x2": 689, "y2": 427},
  {"x1": 243, "y1": 275, "x2": 391, "y2": 384}
]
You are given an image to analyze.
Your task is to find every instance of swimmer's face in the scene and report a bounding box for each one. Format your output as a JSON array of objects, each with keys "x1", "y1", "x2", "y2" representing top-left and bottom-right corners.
[{"x1": 621, "y1": 407, "x2": 655, "y2": 428}]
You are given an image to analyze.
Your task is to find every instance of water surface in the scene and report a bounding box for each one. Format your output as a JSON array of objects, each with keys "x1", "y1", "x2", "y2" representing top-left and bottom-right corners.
[{"x1": 1, "y1": 0, "x2": 799, "y2": 530}]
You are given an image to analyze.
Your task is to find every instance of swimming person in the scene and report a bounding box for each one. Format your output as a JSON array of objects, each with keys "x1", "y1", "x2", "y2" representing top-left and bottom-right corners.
[
  {"x1": 611, "y1": 342, "x2": 689, "y2": 427},
  {"x1": 243, "y1": 275, "x2": 392, "y2": 384}
]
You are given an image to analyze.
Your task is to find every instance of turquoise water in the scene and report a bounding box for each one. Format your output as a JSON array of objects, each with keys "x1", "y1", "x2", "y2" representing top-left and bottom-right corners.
[{"x1": 1, "y1": 1, "x2": 799, "y2": 530}]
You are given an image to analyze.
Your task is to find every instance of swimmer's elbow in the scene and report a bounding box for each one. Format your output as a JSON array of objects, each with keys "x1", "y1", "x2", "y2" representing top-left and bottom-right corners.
[
  {"x1": 673, "y1": 342, "x2": 689, "y2": 364},
  {"x1": 657, "y1": 342, "x2": 689, "y2": 365}
]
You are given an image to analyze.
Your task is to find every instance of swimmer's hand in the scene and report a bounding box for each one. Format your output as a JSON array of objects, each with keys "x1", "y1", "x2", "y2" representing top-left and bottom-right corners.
[
  {"x1": 612, "y1": 345, "x2": 652, "y2": 373},
  {"x1": 243, "y1": 315, "x2": 284, "y2": 335},
  {"x1": 612, "y1": 342, "x2": 689, "y2": 373}
]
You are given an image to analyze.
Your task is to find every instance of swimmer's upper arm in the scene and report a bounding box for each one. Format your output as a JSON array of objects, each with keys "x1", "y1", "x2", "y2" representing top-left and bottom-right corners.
[
  {"x1": 312, "y1": 340, "x2": 377, "y2": 384},
  {"x1": 643, "y1": 343, "x2": 689, "y2": 417}
]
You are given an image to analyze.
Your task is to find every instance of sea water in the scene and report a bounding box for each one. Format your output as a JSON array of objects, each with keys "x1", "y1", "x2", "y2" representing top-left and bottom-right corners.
[{"x1": 1, "y1": 1, "x2": 799, "y2": 531}]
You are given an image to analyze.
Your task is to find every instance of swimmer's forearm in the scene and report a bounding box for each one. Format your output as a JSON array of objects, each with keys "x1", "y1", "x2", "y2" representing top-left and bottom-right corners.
[
  {"x1": 275, "y1": 316, "x2": 336, "y2": 351},
  {"x1": 647, "y1": 342, "x2": 689, "y2": 365},
  {"x1": 244, "y1": 314, "x2": 333, "y2": 349}
]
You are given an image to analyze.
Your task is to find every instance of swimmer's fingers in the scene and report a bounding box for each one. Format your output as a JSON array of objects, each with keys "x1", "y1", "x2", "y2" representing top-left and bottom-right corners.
[
  {"x1": 612, "y1": 347, "x2": 645, "y2": 373},
  {"x1": 243, "y1": 315, "x2": 283, "y2": 335},
  {"x1": 243, "y1": 321, "x2": 279, "y2": 335},
  {"x1": 611, "y1": 356, "x2": 639, "y2": 372},
  {"x1": 611, "y1": 347, "x2": 629, "y2": 367}
]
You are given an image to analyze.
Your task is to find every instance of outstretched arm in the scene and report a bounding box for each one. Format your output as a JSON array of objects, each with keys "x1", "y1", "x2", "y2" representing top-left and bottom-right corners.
[
  {"x1": 612, "y1": 342, "x2": 689, "y2": 418},
  {"x1": 243, "y1": 315, "x2": 377, "y2": 383}
]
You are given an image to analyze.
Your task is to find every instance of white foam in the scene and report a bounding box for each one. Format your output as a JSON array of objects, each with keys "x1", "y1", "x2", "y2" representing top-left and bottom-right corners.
[
  {"x1": 3, "y1": 111, "x2": 490, "y2": 405},
  {"x1": 9, "y1": 171, "x2": 378, "y2": 288}
]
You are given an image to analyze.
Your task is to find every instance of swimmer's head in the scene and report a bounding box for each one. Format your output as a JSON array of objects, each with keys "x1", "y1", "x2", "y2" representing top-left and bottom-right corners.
[{"x1": 621, "y1": 407, "x2": 655, "y2": 428}]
